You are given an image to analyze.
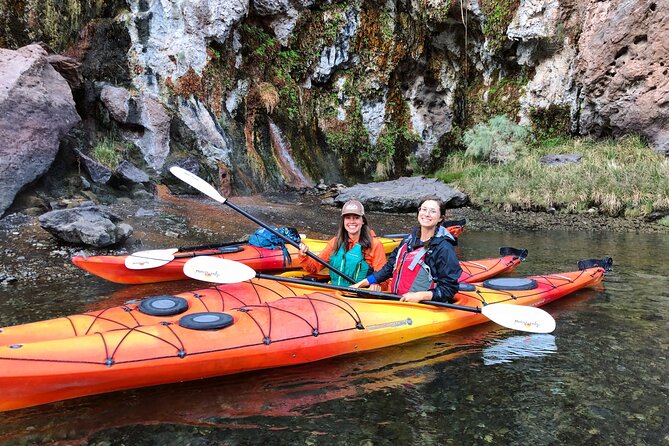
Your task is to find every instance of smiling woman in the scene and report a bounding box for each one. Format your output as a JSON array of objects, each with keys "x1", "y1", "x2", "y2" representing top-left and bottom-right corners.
[
  {"x1": 353, "y1": 197, "x2": 462, "y2": 303},
  {"x1": 296, "y1": 200, "x2": 387, "y2": 286}
]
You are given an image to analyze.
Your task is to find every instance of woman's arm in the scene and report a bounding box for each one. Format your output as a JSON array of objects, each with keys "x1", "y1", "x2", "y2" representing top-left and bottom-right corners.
[{"x1": 296, "y1": 237, "x2": 335, "y2": 273}]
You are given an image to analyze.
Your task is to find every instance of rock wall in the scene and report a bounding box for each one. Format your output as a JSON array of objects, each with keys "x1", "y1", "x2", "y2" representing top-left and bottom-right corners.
[{"x1": 0, "y1": 0, "x2": 666, "y2": 212}]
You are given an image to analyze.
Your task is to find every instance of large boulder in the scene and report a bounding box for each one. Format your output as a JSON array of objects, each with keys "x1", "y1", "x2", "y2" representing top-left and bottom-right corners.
[
  {"x1": 0, "y1": 44, "x2": 81, "y2": 217},
  {"x1": 38, "y1": 204, "x2": 133, "y2": 247},
  {"x1": 335, "y1": 177, "x2": 468, "y2": 212}
]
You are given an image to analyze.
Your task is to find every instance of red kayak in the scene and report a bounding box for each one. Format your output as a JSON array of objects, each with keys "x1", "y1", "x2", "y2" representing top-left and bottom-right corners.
[
  {"x1": 71, "y1": 222, "x2": 466, "y2": 285},
  {"x1": 71, "y1": 236, "x2": 403, "y2": 285}
]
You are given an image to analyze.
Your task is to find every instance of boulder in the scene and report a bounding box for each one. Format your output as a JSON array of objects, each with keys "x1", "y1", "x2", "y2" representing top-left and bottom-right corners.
[
  {"x1": 75, "y1": 150, "x2": 113, "y2": 184},
  {"x1": 0, "y1": 44, "x2": 81, "y2": 217},
  {"x1": 539, "y1": 154, "x2": 582, "y2": 166},
  {"x1": 335, "y1": 177, "x2": 468, "y2": 212},
  {"x1": 117, "y1": 160, "x2": 150, "y2": 184},
  {"x1": 38, "y1": 204, "x2": 133, "y2": 247}
]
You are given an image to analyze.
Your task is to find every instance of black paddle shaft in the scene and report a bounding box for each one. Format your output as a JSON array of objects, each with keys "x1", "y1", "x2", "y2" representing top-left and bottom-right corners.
[
  {"x1": 223, "y1": 200, "x2": 356, "y2": 284},
  {"x1": 255, "y1": 272, "x2": 482, "y2": 314}
]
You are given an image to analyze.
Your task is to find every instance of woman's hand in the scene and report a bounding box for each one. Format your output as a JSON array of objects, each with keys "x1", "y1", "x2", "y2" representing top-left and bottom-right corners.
[
  {"x1": 399, "y1": 291, "x2": 432, "y2": 303},
  {"x1": 368, "y1": 283, "x2": 381, "y2": 292},
  {"x1": 298, "y1": 243, "x2": 308, "y2": 257},
  {"x1": 351, "y1": 279, "x2": 369, "y2": 289}
]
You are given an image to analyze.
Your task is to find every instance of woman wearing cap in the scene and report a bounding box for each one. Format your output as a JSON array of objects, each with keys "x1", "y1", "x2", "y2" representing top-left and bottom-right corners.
[
  {"x1": 352, "y1": 197, "x2": 462, "y2": 303},
  {"x1": 297, "y1": 200, "x2": 387, "y2": 287}
]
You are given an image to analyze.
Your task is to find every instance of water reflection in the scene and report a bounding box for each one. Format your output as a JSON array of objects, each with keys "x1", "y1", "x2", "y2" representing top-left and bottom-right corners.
[
  {"x1": 482, "y1": 334, "x2": 557, "y2": 365},
  {"x1": 1, "y1": 225, "x2": 668, "y2": 445}
]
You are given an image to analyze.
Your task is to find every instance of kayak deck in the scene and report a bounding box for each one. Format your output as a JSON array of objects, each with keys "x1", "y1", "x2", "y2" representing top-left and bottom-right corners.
[{"x1": 0, "y1": 259, "x2": 610, "y2": 412}]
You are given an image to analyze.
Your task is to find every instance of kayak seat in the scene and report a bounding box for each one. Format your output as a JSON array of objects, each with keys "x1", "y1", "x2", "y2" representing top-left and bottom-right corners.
[
  {"x1": 458, "y1": 283, "x2": 476, "y2": 291},
  {"x1": 482, "y1": 277, "x2": 538, "y2": 291},
  {"x1": 179, "y1": 312, "x2": 234, "y2": 330},
  {"x1": 138, "y1": 296, "x2": 189, "y2": 316},
  {"x1": 303, "y1": 274, "x2": 330, "y2": 283},
  {"x1": 217, "y1": 246, "x2": 244, "y2": 254}
]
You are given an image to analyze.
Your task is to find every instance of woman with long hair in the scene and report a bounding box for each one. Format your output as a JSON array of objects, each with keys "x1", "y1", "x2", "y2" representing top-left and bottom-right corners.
[{"x1": 297, "y1": 200, "x2": 386, "y2": 287}]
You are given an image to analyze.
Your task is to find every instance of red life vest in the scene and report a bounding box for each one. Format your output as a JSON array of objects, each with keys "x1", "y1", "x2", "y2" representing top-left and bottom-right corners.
[{"x1": 389, "y1": 242, "x2": 434, "y2": 295}]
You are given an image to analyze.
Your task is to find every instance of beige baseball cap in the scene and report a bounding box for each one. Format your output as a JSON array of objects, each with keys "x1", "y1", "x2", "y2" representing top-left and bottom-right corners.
[{"x1": 341, "y1": 200, "x2": 365, "y2": 216}]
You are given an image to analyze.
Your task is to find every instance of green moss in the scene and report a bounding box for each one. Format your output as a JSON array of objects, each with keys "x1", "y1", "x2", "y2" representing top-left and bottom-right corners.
[
  {"x1": 466, "y1": 74, "x2": 528, "y2": 126},
  {"x1": 529, "y1": 104, "x2": 572, "y2": 141},
  {"x1": 0, "y1": 0, "x2": 125, "y2": 51},
  {"x1": 480, "y1": 0, "x2": 519, "y2": 52},
  {"x1": 423, "y1": 1, "x2": 455, "y2": 23}
]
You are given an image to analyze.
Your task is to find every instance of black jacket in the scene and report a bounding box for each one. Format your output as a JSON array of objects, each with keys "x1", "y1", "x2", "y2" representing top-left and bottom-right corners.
[{"x1": 371, "y1": 226, "x2": 461, "y2": 302}]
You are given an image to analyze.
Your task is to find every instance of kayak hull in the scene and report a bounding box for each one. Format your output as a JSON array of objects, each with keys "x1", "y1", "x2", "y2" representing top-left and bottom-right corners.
[
  {"x1": 71, "y1": 223, "x2": 465, "y2": 285},
  {"x1": 72, "y1": 237, "x2": 402, "y2": 284},
  {"x1": 0, "y1": 262, "x2": 608, "y2": 412}
]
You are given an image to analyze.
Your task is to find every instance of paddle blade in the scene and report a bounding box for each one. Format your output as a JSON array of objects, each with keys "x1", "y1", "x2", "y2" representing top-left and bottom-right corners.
[
  {"x1": 183, "y1": 257, "x2": 255, "y2": 283},
  {"x1": 124, "y1": 249, "x2": 179, "y2": 270},
  {"x1": 481, "y1": 304, "x2": 556, "y2": 334},
  {"x1": 169, "y1": 166, "x2": 227, "y2": 203}
]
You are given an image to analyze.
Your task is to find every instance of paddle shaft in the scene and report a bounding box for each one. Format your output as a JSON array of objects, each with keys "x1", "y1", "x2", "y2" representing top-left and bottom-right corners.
[
  {"x1": 170, "y1": 165, "x2": 355, "y2": 284},
  {"x1": 255, "y1": 272, "x2": 482, "y2": 314},
  {"x1": 223, "y1": 200, "x2": 356, "y2": 284}
]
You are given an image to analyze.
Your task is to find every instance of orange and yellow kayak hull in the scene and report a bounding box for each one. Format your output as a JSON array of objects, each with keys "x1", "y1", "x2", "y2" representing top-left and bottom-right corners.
[{"x1": 0, "y1": 262, "x2": 607, "y2": 412}]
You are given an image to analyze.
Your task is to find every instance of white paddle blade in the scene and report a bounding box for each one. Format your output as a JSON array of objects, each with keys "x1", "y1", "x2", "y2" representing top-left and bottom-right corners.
[
  {"x1": 124, "y1": 249, "x2": 179, "y2": 270},
  {"x1": 481, "y1": 304, "x2": 556, "y2": 334},
  {"x1": 183, "y1": 257, "x2": 255, "y2": 283},
  {"x1": 169, "y1": 166, "x2": 227, "y2": 203}
]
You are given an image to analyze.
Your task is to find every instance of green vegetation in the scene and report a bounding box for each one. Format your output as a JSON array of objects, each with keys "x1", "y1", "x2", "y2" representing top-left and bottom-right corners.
[
  {"x1": 480, "y1": 0, "x2": 518, "y2": 52},
  {"x1": 435, "y1": 134, "x2": 669, "y2": 218},
  {"x1": 92, "y1": 137, "x2": 127, "y2": 170},
  {"x1": 659, "y1": 216, "x2": 669, "y2": 228},
  {"x1": 463, "y1": 115, "x2": 528, "y2": 163},
  {"x1": 466, "y1": 75, "x2": 528, "y2": 125},
  {"x1": 529, "y1": 104, "x2": 571, "y2": 141}
]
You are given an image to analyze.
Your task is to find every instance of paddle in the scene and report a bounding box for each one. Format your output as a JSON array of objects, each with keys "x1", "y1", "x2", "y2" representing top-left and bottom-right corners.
[
  {"x1": 183, "y1": 256, "x2": 557, "y2": 334},
  {"x1": 124, "y1": 244, "x2": 245, "y2": 270},
  {"x1": 169, "y1": 166, "x2": 355, "y2": 284},
  {"x1": 124, "y1": 232, "x2": 408, "y2": 270}
]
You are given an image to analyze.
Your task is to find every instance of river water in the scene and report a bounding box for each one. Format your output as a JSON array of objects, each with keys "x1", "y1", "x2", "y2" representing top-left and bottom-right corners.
[{"x1": 0, "y1": 198, "x2": 667, "y2": 445}]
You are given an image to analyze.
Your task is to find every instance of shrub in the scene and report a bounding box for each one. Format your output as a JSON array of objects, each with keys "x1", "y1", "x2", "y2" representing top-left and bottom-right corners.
[{"x1": 463, "y1": 115, "x2": 528, "y2": 163}]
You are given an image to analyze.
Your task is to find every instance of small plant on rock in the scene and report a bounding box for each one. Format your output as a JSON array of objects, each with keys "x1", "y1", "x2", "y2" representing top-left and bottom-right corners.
[{"x1": 92, "y1": 137, "x2": 124, "y2": 170}]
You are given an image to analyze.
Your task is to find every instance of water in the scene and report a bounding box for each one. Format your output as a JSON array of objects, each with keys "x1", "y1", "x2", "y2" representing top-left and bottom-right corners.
[{"x1": 0, "y1": 223, "x2": 667, "y2": 445}]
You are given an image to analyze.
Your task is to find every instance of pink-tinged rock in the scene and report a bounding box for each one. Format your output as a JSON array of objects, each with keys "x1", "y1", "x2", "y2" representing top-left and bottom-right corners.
[
  {"x1": 575, "y1": 1, "x2": 669, "y2": 154},
  {"x1": 0, "y1": 44, "x2": 81, "y2": 216}
]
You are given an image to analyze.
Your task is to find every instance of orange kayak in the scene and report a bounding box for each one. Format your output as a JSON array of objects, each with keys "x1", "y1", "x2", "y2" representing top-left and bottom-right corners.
[{"x1": 0, "y1": 257, "x2": 611, "y2": 411}]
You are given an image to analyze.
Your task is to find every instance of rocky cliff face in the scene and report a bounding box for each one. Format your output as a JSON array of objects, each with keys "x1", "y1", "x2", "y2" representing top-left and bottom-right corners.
[{"x1": 0, "y1": 0, "x2": 666, "y2": 212}]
